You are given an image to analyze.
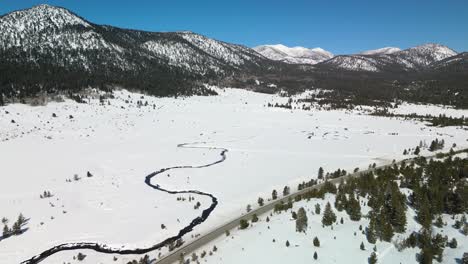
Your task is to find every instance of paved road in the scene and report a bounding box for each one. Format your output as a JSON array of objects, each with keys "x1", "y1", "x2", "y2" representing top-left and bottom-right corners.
[{"x1": 154, "y1": 151, "x2": 453, "y2": 264}]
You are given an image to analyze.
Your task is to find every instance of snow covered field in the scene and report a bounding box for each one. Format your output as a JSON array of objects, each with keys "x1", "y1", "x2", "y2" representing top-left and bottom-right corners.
[
  {"x1": 197, "y1": 195, "x2": 468, "y2": 264},
  {"x1": 0, "y1": 88, "x2": 467, "y2": 264}
]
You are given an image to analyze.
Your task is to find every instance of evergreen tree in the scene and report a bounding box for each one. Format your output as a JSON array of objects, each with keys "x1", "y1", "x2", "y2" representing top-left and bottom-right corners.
[
  {"x1": 272, "y1": 190, "x2": 278, "y2": 200},
  {"x1": 346, "y1": 194, "x2": 362, "y2": 221},
  {"x1": 313, "y1": 237, "x2": 320, "y2": 247},
  {"x1": 366, "y1": 222, "x2": 377, "y2": 244},
  {"x1": 434, "y1": 216, "x2": 444, "y2": 228},
  {"x1": 296, "y1": 207, "x2": 308, "y2": 232},
  {"x1": 318, "y1": 167, "x2": 324, "y2": 180},
  {"x1": 283, "y1": 186, "x2": 290, "y2": 196},
  {"x1": 258, "y1": 197, "x2": 264, "y2": 206},
  {"x1": 12, "y1": 221, "x2": 21, "y2": 235},
  {"x1": 431, "y1": 233, "x2": 446, "y2": 262},
  {"x1": 252, "y1": 214, "x2": 259, "y2": 223},
  {"x1": 322, "y1": 202, "x2": 337, "y2": 226},
  {"x1": 315, "y1": 203, "x2": 321, "y2": 215},
  {"x1": 417, "y1": 194, "x2": 433, "y2": 229},
  {"x1": 285, "y1": 240, "x2": 290, "y2": 247},
  {"x1": 462, "y1": 223, "x2": 468, "y2": 236},
  {"x1": 313, "y1": 251, "x2": 318, "y2": 260},
  {"x1": 380, "y1": 210, "x2": 394, "y2": 242},
  {"x1": 291, "y1": 211, "x2": 297, "y2": 220},
  {"x1": 414, "y1": 146, "x2": 421, "y2": 155},
  {"x1": 360, "y1": 242, "x2": 365, "y2": 250},
  {"x1": 334, "y1": 191, "x2": 347, "y2": 212},
  {"x1": 239, "y1": 219, "x2": 249, "y2": 229},
  {"x1": 369, "y1": 252, "x2": 378, "y2": 264},
  {"x1": 448, "y1": 238, "x2": 457, "y2": 248},
  {"x1": 419, "y1": 246, "x2": 433, "y2": 264},
  {"x1": 418, "y1": 228, "x2": 434, "y2": 264},
  {"x1": 2, "y1": 224, "x2": 10, "y2": 238},
  {"x1": 388, "y1": 185, "x2": 407, "y2": 233},
  {"x1": 17, "y1": 213, "x2": 25, "y2": 226}
]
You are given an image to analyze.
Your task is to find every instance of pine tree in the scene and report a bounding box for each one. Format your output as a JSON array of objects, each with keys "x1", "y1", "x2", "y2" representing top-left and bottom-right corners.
[
  {"x1": 239, "y1": 219, "x2": 249, "y2": 229},
  {"x1": 360, "y1": 242, "x2": 365, "y2": 250},
  {"x1": 285, "y1": 240, "x2": 290, "y2": 247},
  {"x1": 419, "y1": 246, "x2": 433, "y2": 264},
  {"x1": 313, "y1": 236, "x2": 320, "y2": 247},
  {"x1": 12, "y1": 221, "x2": 21, "y2": 235},
  {"x1": 252, "y1": 214, "x2": 259, "y2": 223},
  {"x1": 380, "y1": 210, "x2": 394, "y2": 242},
  {"x1": 334, "y1": 191, "x2": 347, "y2": 212},
  {"x1": 347, "y1": 194, "x2": 361, "y2": 221},
  {"x1": 17, "y1": 213, "x2": 25, "y2": 226},
  {"x1": 417, "y1": 194, "x2": 433, "y2": 229},
  {"x1": 258, "y1": 197, "x2": 264, "y2": 206},
  {"x1": 283, "y1": 186, "x2": 290, "y2": 196},
  {"x1": 315, "y1": 203, "x2": 321, "y2": 215},
  {"x1": 296, "y1": 207, "x2": 308, "y2": 233},
  {"x1": 272, "y1": 190, "x2": 278, "y2": 200},
  {"x1": 318, "y1": 167, "x2": 324, "y2": 180},
  {"x1": 434, "y1": 216, "x2": 444, "y2": 228},
  {"x1": 3, "y1": 224, "x2": 10, "y2": 237},
  {"x1": 388, "y1": 186, "x2": 407, "y2": 233},
  {"x1": 431, "y1": 233, "x2": 446, "y2": 262},
  {"x1": 366, "y1": 221, "x2": 377, "y2": 244},
  {"x1": 322, "y1": 202, "x2": 337, "y2": 226},
  {"x1": 418, "y1": 228, "x2": 433, "y2": 264},
  {"x1": 448, "y1": 238, "x2": 457, "y2": 248},
  {"x1": 313, "y1": 251, "x2": 318, "y2": 260},
  {"x1": 414, "y1": 146, "x2": 420, "y2": 155},
  {"x1": 291, "y1": 211, "x2": 297, "y2": 220},
  {"x1": 369, "y1": 252, "x2": 378, "y2": 264},
  {"x1": 462, "y1": 222, "x2": 468, "y2": 236}
]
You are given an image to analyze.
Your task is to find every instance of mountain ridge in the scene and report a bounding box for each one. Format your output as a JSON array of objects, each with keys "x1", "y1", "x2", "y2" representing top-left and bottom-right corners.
[
  {"x1": 253, "y1": 44, "x2": 333, "y2": 65},
  {"x1": 0, "y1": 4, "x2": 466, "y2": 108}
]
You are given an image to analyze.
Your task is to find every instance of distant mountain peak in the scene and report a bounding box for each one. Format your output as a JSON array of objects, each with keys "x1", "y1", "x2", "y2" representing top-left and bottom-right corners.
[
  {"x1": 253, "y1": 44, "x2": 333, "y2": 65},
  {"x1": 360, "y1": 47, "x2": 401, "y2": 55},
  {"x1": 319, "y1": 43, "x2": 458, "y2": 72},
  {"x1": 0, "y1": 3, "x2": 91, "y2": 34}
]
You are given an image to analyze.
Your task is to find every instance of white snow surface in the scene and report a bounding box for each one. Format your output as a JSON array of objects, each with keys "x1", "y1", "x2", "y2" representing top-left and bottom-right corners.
[
  {"x1": 0, "y1": 88, "x2": 467, "y2": 263},
  {"x1": 254, "y1": 44, "x2": 333, "y2": 64}
]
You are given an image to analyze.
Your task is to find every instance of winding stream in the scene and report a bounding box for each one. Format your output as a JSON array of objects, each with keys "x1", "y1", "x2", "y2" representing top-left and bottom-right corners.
[{"x1": 21, "y1": 143, "x2": 228, "y2": 264}]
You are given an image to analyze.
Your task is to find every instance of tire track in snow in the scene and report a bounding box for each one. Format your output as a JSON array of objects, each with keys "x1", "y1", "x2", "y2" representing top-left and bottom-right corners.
[{"x1": 21, "y1": 142, "x2": 228, "y2": 264}]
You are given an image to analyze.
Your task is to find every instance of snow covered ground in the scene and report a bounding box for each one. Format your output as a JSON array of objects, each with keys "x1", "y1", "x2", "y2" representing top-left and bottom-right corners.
[
  {"x1": 197, "y1": 195, "x2": 467, "y2": 264},
  {"x1": 0, "y1": 88, "x2": 467, "y2": 264}
]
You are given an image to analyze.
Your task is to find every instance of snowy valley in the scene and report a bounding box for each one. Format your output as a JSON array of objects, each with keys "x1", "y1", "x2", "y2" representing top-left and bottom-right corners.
[
  {"x1": 1, "y1": 88, "x2": 467, "y2": 264},
  {"x1": 0, "y1": 3, "x2": 467, "y2": 264}
]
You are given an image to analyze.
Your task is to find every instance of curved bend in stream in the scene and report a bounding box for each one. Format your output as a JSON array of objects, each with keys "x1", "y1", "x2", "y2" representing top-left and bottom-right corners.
[{"x1": 21, "y1": 142, "x2": 228, "y2": 264}]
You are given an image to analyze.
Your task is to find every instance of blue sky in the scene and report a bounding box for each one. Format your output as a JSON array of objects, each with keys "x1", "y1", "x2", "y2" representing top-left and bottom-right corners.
[{"x1": 1, "y1": 0, "x2": 467, "y2": 54}]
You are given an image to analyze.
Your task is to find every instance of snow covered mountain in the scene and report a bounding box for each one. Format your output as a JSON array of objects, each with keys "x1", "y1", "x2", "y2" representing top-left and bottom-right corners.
[
  {"x1": 0, "y1": 4, "x2": 278, "y2": 98},
  {"x1": 318, "y1": 44, "x2": 458, "y2": 72},
  {"x1": 359, "y1": 47, "x2": 401, "y2": 55},
  {"x1": 0, "y1": 4, "x2": 465, "y2": 103},
  {"x1": 253, "y1": 44, "x2": 333, "y2": 65}
]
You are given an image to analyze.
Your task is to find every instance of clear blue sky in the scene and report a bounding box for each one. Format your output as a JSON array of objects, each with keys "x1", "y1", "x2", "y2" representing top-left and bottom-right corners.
[{"x1": 1, "y1": 0, "x2": 467, "y2": 54}]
